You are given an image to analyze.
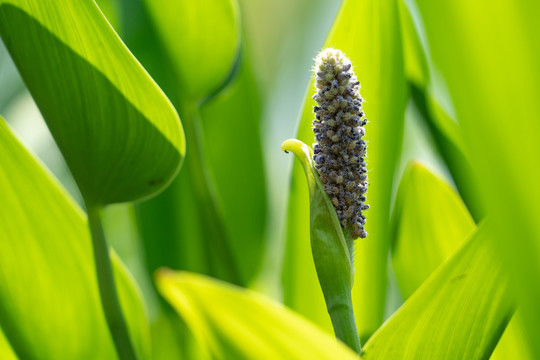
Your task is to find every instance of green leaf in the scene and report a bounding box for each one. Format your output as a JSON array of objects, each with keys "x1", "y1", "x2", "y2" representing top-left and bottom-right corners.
[
  {"x1": 283, "y1": 0, "x2": 407, "y2": 341},
  {"x1": 410, "y1": 0, "x2": 540, "y2": 356},
  {"x1": 390, "y1": 163, "x2": 529, "y2": 359},
  {"x1": 0, "y1": 328, "x2": 16, "y2": 360},
  {"x1": 136, "y1": 0, "x2": 258, "y2": 287},
  {"x1": 391, "y1": 162, "x2": 475, "y2": 297},
  {"x1": 156, "y1": 270, "x2": 360, "y2": 360},
  {"x1": 0, "y1": 0, "x2": 185, "y2": 206},
  {"x1": 398, "y1": 0, "x2": 483, "y2": 220},
  {"x1": 0, "y1": 118, "x2": 150, "y2": 359},
  {"x1": 144, "y1": 0, "x2": 240, "y2": 102},
  {"x1": 363, "y1": 221, "x2": 512, "y2": 359},
  {"x1": 136, "y1": 51, "x2": 266, "y2": 285}
]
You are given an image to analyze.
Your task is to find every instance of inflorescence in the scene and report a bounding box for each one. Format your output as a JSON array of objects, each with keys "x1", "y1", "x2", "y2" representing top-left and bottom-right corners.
[{"x1": 312, "y1": 48, "x2": 369, "y2": 239}]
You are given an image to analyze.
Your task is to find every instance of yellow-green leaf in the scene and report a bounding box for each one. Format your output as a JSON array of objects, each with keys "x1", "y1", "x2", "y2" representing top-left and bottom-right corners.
[
  {"x1": 391, "y1": 162, "x2": 475, "y2": 297},
  {"x1": 156, "y1": 270, "x2": 360, "y2": 360},
  {"x1": 363, "y1": 221, "x2": 512, "y2": 359},
  {"x1": 0, "y1": 118, "x2": 150, "y2": 359}
]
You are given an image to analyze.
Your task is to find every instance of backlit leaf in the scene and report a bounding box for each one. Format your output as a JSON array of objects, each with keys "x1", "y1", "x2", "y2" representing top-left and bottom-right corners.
[
  {"x1": 0, "y1": 118, "x2": 150, "y2": 359},
  {"x1": 156, "y1": 270, "x2": 360, "y2": 360}
]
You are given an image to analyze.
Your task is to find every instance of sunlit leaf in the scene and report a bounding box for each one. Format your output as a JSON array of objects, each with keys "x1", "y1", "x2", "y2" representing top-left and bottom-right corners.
[
  {"x1": 391, "y1": 162, "x2": 475, "y2": 297},
  {"x1": 0, "y1": 119, "x2": 150, "y2": 359},
  {"x1": 0, "y1": 0, "x2": 185, "y2": 205},
  {"x1": 156, "y1": 270, "x2": 360, "y2": 360},
  {"x1": 283, "y1": 0, "x2": 407, "y2": 340},
  {"x1": 364, "y1": 221, "x2": 512, "y2": 359},
  {"x1": 410, "y1": 0, "x2": 540, "y2": 356},
  {"x1": 389, "y1": 162, "x2": 527, "y2": 360},
  {"x1": 0, "y1": 328, "x2": 16, "y2": 360}
]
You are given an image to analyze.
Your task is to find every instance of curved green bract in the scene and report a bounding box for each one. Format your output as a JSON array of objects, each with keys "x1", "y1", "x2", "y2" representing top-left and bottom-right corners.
[
  {"x1": 363, "y1": 221, "x2": 513, "y2": 359},
  {"x1": 282, "y1": 139, "x2": 360, "y2": 352},
  {"x1": 0, "y1": 119, "x2": 150, "y2": 359},
  {"x1": 144, "y1": 0, "x2": 240, "y2": 102},
  {"x1": 282, "y1": 139, "x2": 353, "y2": 288},
  {"x1": 156, "y1": 270, "x2": 360, "y2": 360},
  {"x1": 0, "y1": 0, "x2": 185, "y2": 206}
]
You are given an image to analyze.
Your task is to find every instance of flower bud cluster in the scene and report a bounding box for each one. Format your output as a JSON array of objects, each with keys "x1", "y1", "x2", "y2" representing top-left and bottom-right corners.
[{"x1": 312, "y1": 48, "x2": 368, "y2": 239}]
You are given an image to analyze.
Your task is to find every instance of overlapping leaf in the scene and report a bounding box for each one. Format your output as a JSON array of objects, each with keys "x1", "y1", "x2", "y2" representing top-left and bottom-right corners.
[
  {"x1": 137, "y1": 0, "x2": 266, "y2": 286},
  {"x1": 411, "y1": 0, "x2": 540, "y2": 356},
  {"x1": 0, "y1": 119, "x2": 150, "y2": 359},
  {"x1": 364, "y1": 221, "x2": 512, "y2": 359},
  {"x1": 397, "y1": 0, "x2": 483, "y2": 220}
]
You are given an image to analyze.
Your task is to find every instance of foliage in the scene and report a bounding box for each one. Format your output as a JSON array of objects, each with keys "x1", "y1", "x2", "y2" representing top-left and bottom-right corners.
[{"x1": 0, "y1": 0, "x2": 537, "y2": 358}]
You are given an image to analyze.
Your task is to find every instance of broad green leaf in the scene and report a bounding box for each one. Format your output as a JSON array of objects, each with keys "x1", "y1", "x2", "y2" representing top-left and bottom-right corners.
[
  {"x1": 144, "y1": 0, "x2": 239, "y2": 102},
  {"x1": 391, "y1": 162, "x2": 475, "y2": 297},
  {"x1": 0, "y1": 119, "x2": 150, "y2": 359},
  {"x1": 283, "y1": 0, "x2": 407, "y2": 341},
  {"x1": 363, "y1": 221, "x2": 512, "y2": 359},
  {"x1": 411, "y1": 0, "x2": 540, "y2": 356},
  {"x1": 156, "y1": 270, "x2": 360, "y2": 360},
  {"x1": 0, "y1": 0, "x2": 185, "y2": 205}
]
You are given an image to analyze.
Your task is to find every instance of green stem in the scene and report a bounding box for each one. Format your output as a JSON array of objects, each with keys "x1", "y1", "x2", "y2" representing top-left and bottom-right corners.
[
  {"x1": 327, "y1": 294, "x2": 362, "y2": 354},
  {"x1": 86, "y1": 205, "x2": 139, "y2": 360}
]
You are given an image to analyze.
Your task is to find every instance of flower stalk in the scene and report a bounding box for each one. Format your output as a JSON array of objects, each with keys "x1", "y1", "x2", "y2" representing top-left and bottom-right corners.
[{"x1": 282, "y1": 48, "x2": 367, "y2": 354}]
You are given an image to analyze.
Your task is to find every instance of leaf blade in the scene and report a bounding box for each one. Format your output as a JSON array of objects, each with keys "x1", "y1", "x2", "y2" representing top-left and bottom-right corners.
[
  {"x1": 364, "y1": 221, "x2": 512, "y2": 359},
  {"x1": 0, "y1": 118, "x2": 150, "y2": 359},
  {"x1": 0, "y1": 0, "x2": 185, "y2": 205},
  {"x1": 156, "y1": 270, "x2": 361, "y2": 360}
]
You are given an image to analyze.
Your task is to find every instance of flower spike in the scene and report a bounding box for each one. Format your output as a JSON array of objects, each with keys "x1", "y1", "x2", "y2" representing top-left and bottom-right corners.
[{"x1": 312, "y1": 48, "x2": 369, "y2": 239}]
